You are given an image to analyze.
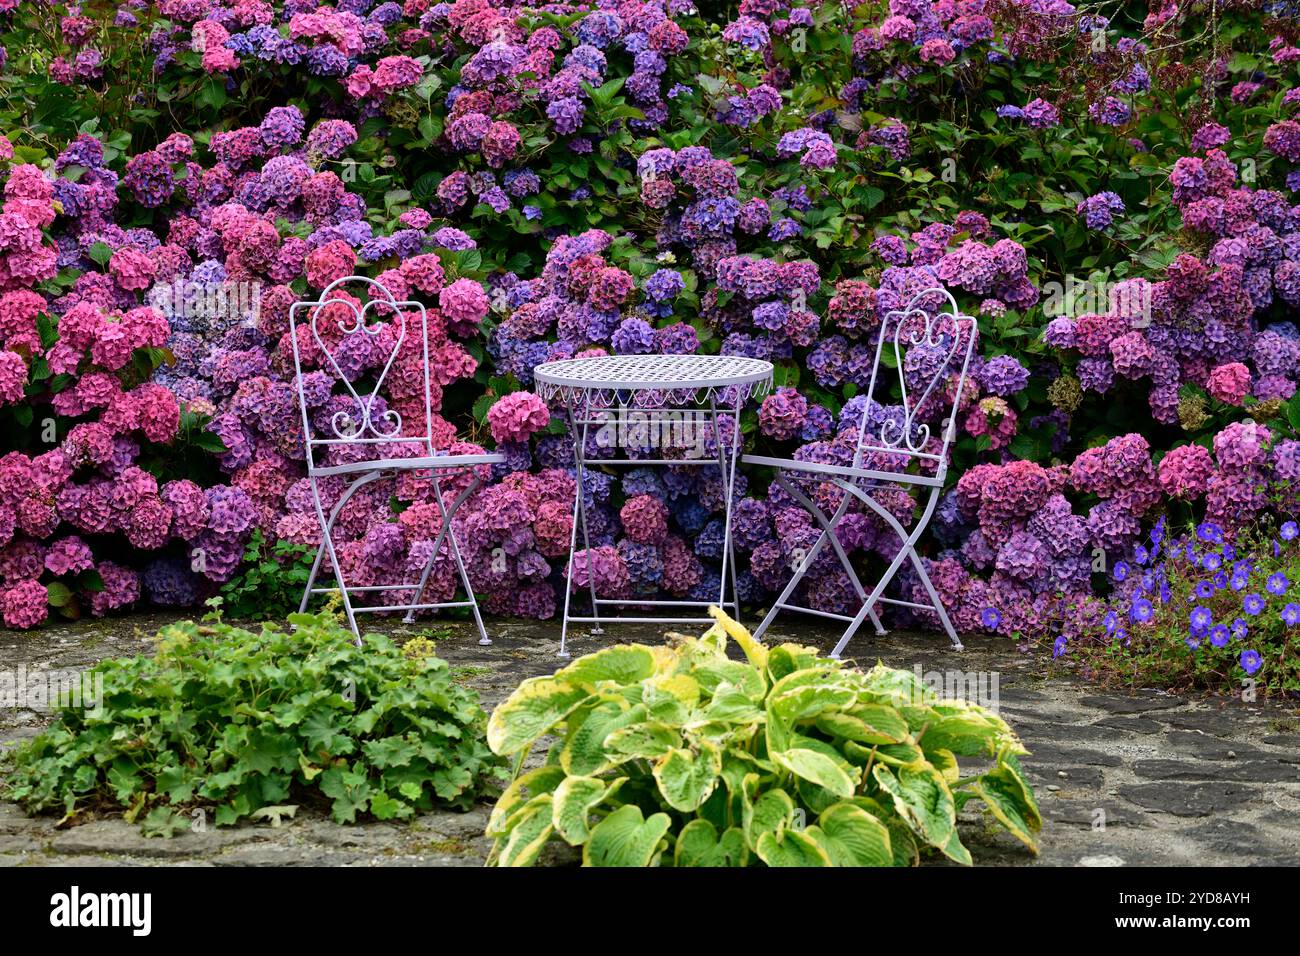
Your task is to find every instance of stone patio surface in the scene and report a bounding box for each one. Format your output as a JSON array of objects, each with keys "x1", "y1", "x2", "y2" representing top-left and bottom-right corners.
[{"x1": 1, "y1": 612, "x2": 1298, "y2": 867}]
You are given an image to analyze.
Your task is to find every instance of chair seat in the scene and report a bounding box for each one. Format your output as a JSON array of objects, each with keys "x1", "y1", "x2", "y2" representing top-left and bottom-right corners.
[
  {"x1": 740, "y1": 454, "x2": 943, "y2": 487},
  {"x1": 310, "y1": 452, "x2": 506, "y2": 478}
]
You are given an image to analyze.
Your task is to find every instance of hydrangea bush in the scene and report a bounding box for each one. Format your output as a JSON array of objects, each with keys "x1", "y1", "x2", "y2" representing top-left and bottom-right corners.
[{"x1": 1, "y1": 1, "x2": 1300, "y2": 689}]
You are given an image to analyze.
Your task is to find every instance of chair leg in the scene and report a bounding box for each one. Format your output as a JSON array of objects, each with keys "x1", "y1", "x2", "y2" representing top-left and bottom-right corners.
[
  {"x1": 774, "y1": 473, "x2": 886, "y2": 636},
  {"x1": 404, "y1": 472, "x2": 488, "y2": 642},
  {"x1": 750, "y1": 521, "x2": 832, "y2": 643},
  {"x1": 828, "y1": 479, "x2": 955, "y2": 658},
  {"x1": 438, "y1": 477, "x2": 493, "y2": 646},
  {"x1": 308, "y1": 475, "x2": 368, "y2": 647},
  {"x1": 299, "y1": 541, "x2": 325, "y2": 615},
  {"x1": 829, "y1": 540, "x2": 914, "y2": 661},
  {"x1": 903, "y1": 540, "x2": 964, "y2": 650}
]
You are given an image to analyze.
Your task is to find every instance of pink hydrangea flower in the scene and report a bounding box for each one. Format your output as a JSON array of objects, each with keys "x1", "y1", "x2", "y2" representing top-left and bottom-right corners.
[
  {"x1": 1157, "y1": 444, "x2": 1215, "y2": 499},
  {"x1": 620, "y1": 495, "x2": 669, "y2": 545},
  {"x1": 486, "y1": 391, "x2": 550, "y2": 445},
  {"x1": 438, "y1": 278, "x2": 490, "y2": 335},
  {"x1": 2, "y1": 578, "x2": 47, "y2": 629},
  {"x1": 1206, "y1": 362, "x2": 1251, "y2": 405}
]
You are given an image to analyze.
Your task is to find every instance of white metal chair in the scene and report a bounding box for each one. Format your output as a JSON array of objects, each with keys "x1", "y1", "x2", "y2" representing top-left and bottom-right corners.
[
  {"x1": 741, "y1": 286, "x2": 977, "y2": 658},
  {"x1": 289, "y1": 275, "x2": 504, "y2": 645}
]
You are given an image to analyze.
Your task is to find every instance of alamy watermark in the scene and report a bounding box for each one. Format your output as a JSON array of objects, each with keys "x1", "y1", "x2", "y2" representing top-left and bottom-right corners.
[
  {"x1": 590, "y1": 408, "x2": 714, "y2": 459},
  {"x1": 1041, "y1": 273, "x2": 1153, "y2": 326},
  {"x1": 912, "y1": 663, "x2": 1000, "y2": 711},
  {"x1": 146, "y1": 278, "x2": 263, "y2": 326},
  {"x1": 0, "y1": 665, "x2": 103, "y2": 716}
]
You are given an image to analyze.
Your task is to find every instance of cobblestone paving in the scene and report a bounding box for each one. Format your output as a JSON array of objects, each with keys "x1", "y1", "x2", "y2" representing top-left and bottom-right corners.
[{"x1": 2, "y1": 613, "x2": 1298, "y2": 867}]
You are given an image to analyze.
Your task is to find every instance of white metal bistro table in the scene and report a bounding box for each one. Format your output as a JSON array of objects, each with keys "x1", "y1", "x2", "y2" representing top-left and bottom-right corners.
[{"x1": 533, "y1": 354, "x2": 774, "y2": 657}]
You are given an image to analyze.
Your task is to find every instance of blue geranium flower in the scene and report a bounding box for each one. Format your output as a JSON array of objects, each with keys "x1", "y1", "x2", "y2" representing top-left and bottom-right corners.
[
  {"x1": 981, "y1": 607, "x2": 1001, "y2": 629},
  {"x1": 1209, "y1": 625, "x2": 1231, "y2": 648},
  {"x1": 1053, "y1": 635, "x2": 1068, "y2": 658},
  {"x1": 1130, "y1": 597, "x2": 1154, "y2": 623},
  {"x1": 1267, "y1": 572, "x2": 1289, "y2": 595},
  {"x1": 1284, "y1": 603, "x2": 1300, "y2": 626},
  {"x1": 1195, "y1": 580, "x2": 1215, "y2": 600},
  {"x1": 1243, "y1": 593, "x2": 1266, "y2": 615},
  {"x1": 1197, "y1": 522, "x2": 1224, "y2": 544},
  {"x1": 1189, "y1": 605, "x2": 1214, "y2": 629},
  {"x1": 1282, "y1": 520, "x2": 1298, "y2": 541},
  {"x1": 1239, "y1": 649, "x2": 1263, "y2": 676},
  {"x1": 1112, "y1": 561, "x2": 1129, "y2": 582},
  {"x1": 1201, "y1": 552, "x2": 1221, "y2": 571}
]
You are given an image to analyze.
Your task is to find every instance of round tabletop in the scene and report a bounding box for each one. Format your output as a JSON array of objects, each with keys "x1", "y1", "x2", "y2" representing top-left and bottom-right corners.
[{"x1": 533, "y1": 354, "x2": 774, "y2": 393}]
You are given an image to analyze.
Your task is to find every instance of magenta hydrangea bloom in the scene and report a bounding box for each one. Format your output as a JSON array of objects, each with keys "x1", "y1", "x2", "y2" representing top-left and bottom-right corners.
[{"x1": 487, "y1": 392, "x2": 550, "y2": 446}]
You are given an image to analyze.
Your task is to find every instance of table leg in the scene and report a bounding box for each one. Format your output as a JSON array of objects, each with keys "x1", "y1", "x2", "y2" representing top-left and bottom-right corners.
[
  {"x1": 558, "y1": 393, "x2": 602, "y2": 659},
  {"x1": 711, "y1": 392, "x2": 744, "y2": 625}
]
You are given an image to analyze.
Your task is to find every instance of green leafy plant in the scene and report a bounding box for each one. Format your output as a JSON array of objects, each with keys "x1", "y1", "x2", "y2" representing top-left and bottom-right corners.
[
  {"x1": 485, "y1": 609, "x2": 1040, "y2": 866},
  {"x1": 4, "y1": 608, "x2": 507, "y2": 833},
  {"x1": 218, "y1": 530, "x2": 317, "y2": 621}
]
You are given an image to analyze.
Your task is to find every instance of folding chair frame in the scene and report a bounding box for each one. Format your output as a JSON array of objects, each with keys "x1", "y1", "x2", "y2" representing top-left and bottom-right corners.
[
  {"x1": 289, "y1": 276, "x2": 504, "y2": 646},
  {"x1": 742, "y1": 287, "x2": 977, "y2": 658}
]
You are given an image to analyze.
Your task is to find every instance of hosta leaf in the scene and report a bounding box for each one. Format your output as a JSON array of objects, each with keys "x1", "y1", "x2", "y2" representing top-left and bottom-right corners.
[
  {"x1": 552, "y1": 775, "x2": 623, "y2": 846},
  {"x1": 653, "y1": 740, "x2": 723, "y2": 812},
  {"x1": 673, "y1": 819, "x2": 749, "y2": 867},
  {"x1": 699, "y1": 685, "x2": 763, "y2": 724},
  {"x1": 766, "y1": 643, "x2": 823, "y2": 681},
  {"x1": 871, "y1": 742, "x2": 926, "y2": 766},
  {"x1": 497, "y1": 794, "x2": 555, "y2": 867},
  {"x1": 487, "y1": 677, "x2": 591, "y2": 755},
  {"x1": 603, "y1": 721, "x2": 681, "y2": 759},
  {"x1": 488, "y1": 765, "x2": 567, "y2": 835},
  {"x1": 816, "y1": 706, "x2": 907, "y2": 745},
  {"x1": 720, "y1": 751, "x2": 774, "y2": 794},
  {"x1": 851, "y1": 797, "x2": 921, "y2": 867},
  {"x1": 649, "y1": 673, "x2": 701, "y2": 707},
  {"x1": 690, "y1": 659, "x2": 766, "y2": 700},
  {"x1": 774, "y1": 747, "x2": 856, "y2": 798},
  {"x1": 770, "y1": 682, "x2": 857, "y2": 725},
  {"x1": 755, "y1": 828, "x2": 833, "y2": 867},
  {"x1": 939, "y1": 828, "x2": 973, "y2": 865},
  {"x1": 641, "y1": 681, "x2": 694, "y2": 726},
  {"x1": 871, "y1": 763, "x2": 956, "y2": 851},
  {"x1": 858, "y1": 664, "x2": 936, "y2": 708},
  {"x1": 558, "y1": 645, "x2": 660, "y2": 687},
  {"x1": 970, "y1": 764, "x2": 1042, "y2": 853},
  {"x1": 707, "y1": 606, "x2": 768, "y2": 670},
  {"x1": 582, "y1": 804, "x2": 671, "y2": 867},
  {"x1": 914, "y1": 702, "x2": 1026, "y2": 757},
  {"x1": 811, "y1": 802, "x2": 894, "y2": 867},
  {"x1": 928, "y1": 748, "x2": 960, "y2": 785},
  {"x1": 795, "y1": 776, "x2": 843, "y2": 816},
  {"x1": 742, "y1": 776, "x2": 795, "y2": 850},
  {"x1": 847, "y1": 703, "x2": 911, "y2": 741},
  {"x1": 560, "y1": 698, "x2": 638, "y2": 776}
]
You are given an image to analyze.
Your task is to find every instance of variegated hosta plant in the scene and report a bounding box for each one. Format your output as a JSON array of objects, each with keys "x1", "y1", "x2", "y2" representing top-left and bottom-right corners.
[{"x1": 485, "y1": 609, "x2": 1041, "y2": 867}]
